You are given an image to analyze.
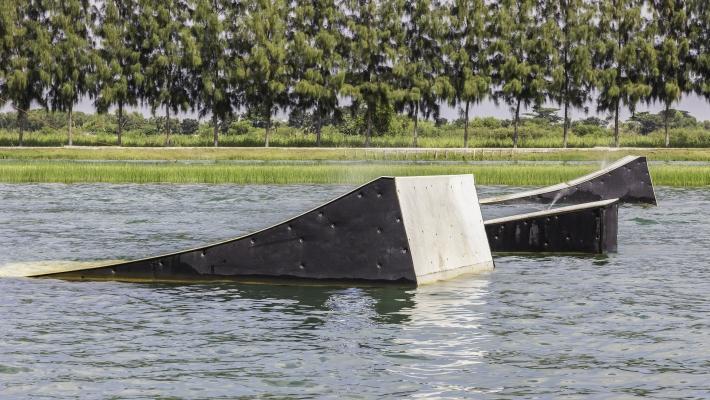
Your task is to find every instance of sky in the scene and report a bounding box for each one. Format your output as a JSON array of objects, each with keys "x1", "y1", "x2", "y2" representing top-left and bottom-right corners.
[{"x1": 3, "y1": 93, "x2": 709, "y2": 124}]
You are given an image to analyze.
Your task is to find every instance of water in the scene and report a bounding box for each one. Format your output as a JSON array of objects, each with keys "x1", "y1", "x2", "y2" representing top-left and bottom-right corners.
[{"x1": 1, "y1": 184, "x2": 708, "y2": 398}]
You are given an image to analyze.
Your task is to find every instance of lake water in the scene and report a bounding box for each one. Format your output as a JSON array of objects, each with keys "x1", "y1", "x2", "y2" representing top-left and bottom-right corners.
[{"x1": 1, "y1": 184, "x2": 708, "y2": 398}]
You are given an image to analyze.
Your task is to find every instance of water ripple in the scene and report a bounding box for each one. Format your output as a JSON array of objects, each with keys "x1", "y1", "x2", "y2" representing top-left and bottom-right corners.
[{"x1": 0, "y1": 185, "x2": 709, "y2": 398}]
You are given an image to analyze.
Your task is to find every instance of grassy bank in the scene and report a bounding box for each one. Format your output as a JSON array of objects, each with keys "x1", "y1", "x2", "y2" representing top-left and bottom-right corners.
[
  {"x1": 0, "y1": 161, "x2": 707, "y2": 186},
  {"x1": 2, "y1": 123, "x2": 710, "y2": 148},
  {"x1": 1, "y1": 147, "x2": 709, "y2": 162}
]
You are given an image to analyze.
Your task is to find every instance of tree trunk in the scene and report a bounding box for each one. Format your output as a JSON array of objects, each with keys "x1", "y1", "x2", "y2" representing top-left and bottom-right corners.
[
  {"x1": 412, "y1": 103, "x2": 418, "y2": 148},
  {"x1": 563, "y1": 99, "x2": 569, "y2": 148},
  {"x1": 563, "y1": 43, "x2": 570, "y2": 149},
  {"x1": 67, "y1": 107, "x2": 73, "y2": 146},
  {"x1": 165, "y1": 106, "x2": 171, "y2": 146},
  {"x1": 664, "y1": 103, "x2": 670, "y2": 147},
  {"x1": 463, "y1": 101, "x2": 470, "y2": 148},
  {"x1": 614, "y1": 100, "x2": 620, "y2": 148},
  {"x1": 615, "y1": 22, "x2": 622, "y2": 149},
  {"x1": 265, "y1": 115, "x2": 271, "y2": 148},
  {"x1": 315, "y1": 111, "x2": 322, "y2": 147},
  {"x1": 365, "y1": 106, "x2": 372, "y2": 147},
  {"x1": 117, "y1": 102, "x2": 123, "y2": 146},
  {"x1": 212, "y1": 113, "x2": 219, "y2": 147},
  {"x1": 513, "y1": 99, "x2": 521, "y2": 148},
  {"x1": 17, "y1": 111, "x2": 25, "y2": 146}
]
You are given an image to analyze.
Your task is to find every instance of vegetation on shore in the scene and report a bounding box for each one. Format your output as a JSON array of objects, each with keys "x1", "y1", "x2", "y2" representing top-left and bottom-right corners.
[
  {"x1": 0, "y1": 161, "x2": 707, "y2": 187},
  {"x1": 2, "y1": 1, "x2": 710, "y2": 148},
  {"x1": 1, "y1": 109, "x2": 710, "y2": 149},
  {"x1": 1, "y1": 147, "x2": 709, "y2": 162}
]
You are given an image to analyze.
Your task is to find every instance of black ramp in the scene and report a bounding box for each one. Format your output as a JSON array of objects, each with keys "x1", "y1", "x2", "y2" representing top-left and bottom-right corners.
[
  {"x1": 38, "y1": 177, "x2": 416, "y2": 282},
  {"x1": 484, "y1": 199, "x2": 619, "y2": 254},
  {"x1": 29, "y1": 175, "x2": 494, "y2": 285},
  {"x1": 479, "y1": 156, "x2": 656, "y2": 205}
]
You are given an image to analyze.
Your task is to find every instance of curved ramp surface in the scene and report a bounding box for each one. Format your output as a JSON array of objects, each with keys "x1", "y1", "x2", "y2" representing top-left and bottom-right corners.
[
  {"x1": 31, "y1": 175, "x2": 493, "y2": 285},
  {"x1": 479, "y1": 156, "x2": 656, "y2": 205},
  {"x1": 484, "y1": 199, "x2": 619, "y2": 254}
]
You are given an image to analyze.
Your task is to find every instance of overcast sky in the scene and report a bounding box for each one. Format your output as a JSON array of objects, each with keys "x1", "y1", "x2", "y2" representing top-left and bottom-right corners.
[{"x1": 3, "y1": 93, "x2": 709, "y2": 123}]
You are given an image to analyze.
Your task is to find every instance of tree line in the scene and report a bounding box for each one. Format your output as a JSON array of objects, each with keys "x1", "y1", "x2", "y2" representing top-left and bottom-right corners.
[{"x1": 0, "y1": 0, "x2": 708, "y2": 148}]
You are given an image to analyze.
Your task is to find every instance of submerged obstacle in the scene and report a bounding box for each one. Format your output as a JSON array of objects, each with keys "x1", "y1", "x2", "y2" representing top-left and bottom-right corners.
[
  {"x1": 484, "y1": 199, "x2": 619, "y2": 254},
  {"x1": 30, "y1": 175, "x2": 494, "y2": 285},
  {"x1": 479, "y1": 156, "x2": 656, "y2": 205}
]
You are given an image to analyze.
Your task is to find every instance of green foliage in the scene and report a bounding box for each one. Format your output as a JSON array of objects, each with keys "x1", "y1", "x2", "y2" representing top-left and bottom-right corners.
[
  {"x1": 190, "y1": 0, "x2": 233, "y2": 146},
  {"x1": 288, "y1": 0, "x2": 345, "y2": 145},
  {"x1": 5, "y1": 108, "x2": 710, "y2": 149},
  {"x1": 545, "y1": 0, "x2": 595, "y2": 147},
  {"x1": 137, "y1": 0, "x2": 192, "y2": 144},
  {"x1": 446, "y1": 0, "x2": 491, "y2": 147},
  {"x1": 1, "y1": 1, "x2": 53, "y2": 145},
  {"x1": 180, "y1": 118, "x2": 199, "y2": 134},
  {"x1": 239, "y1": 0, "x2": 290, "y2": 147},
  {"x1": 1, "y1": 160, "x2": 706, "y2": 187},
  {"x1": 45, "y1": 0, "x2": 95, "y2": 145},
  {"x1": 394, "y1": 0, "x2": 452, "y2": 146},
  {"x1": 524, "y1": 105, "x2": 563, "y2": 125},
  {"x1": 489, "y1": 0, "x2": 551, "y2": 147},
  {"x1": 0, "y1": 0, "x2": 17, "y2": 107},
  {"x1": 2, "y1": 0, "x2": 710, "y2": 151},
  {"x1": 341, "y1": 0, "x2": 403, "y2": 146},
  {"x1": 691, "y1": 0, "x2": 710, "y2": 103},
  {"x1": 228, "y1": 120, "x2": 253, "y2": 136},
  {"x1": 595, "y1": 0, "x2": 655, "y2": 146},
  {"x1": 339, "y1": 103, "x2": 407, "y2": 137},
  {"x1": 631, "y1": 109, "x2": 699, "y2": 135},
  {"x1": 93, "y1": 0, "x2": 142, "y2": 145},
  {"x1": 576, "y1": 116, "x2": 609, "y2": 127},
  {"x1": 649, "y1": 1, "x2": 692, "y2": 146},
  {"x1": 571, "y1": 123, "x2": 606, "y2": 137}
]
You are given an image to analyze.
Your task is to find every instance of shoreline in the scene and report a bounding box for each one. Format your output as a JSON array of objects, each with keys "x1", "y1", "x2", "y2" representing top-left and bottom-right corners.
[
  {"x1": 1, "y1": 147, "x2": 709, "y2": 162},
  {"x1": 0, "y1": 161, "x2": 706, "y2": 186}
]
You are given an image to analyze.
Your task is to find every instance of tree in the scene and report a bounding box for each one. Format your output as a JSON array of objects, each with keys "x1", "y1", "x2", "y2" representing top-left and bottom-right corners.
[
  {"x1": 594, "y1": 0, "x2": 655, "y2": 147},
  {"x1": 239, "y1": 0, "x2": 290, "y2": 147},
  {"x1": 94, "y1": 0, "x2": 142, "y2": 146},
  {"x1": 650, "y1": 0, "x2": 691, "y2": 147},
  {"x1": 690, "y1": 0, "x2": 710, "y2": 112},
  {"x1": 489, "y1": 0, "x2": 550, "y2": 148},
  {"x1": 190, "y1": 0, "x2": 233, "y2": 147},
  {"x1": 137, "y1": 0, "x2": 192, "y2": 145},
  {"x1": 0, "y1": 1, "x2": 53, "y2": 146},
  {"x1": 1, "y1": 1, "x2": 52, "y2": 146},
  {"x1": 446, "y1": 0, "x2": 491, "y2": 148},
  {"x1": 0, "y1": 0, "x2": 15, "y2": 101},
  {"x1": 45, "y1": 0, "x2": 95, "y2": 146},
  {"x1": 631, "y1": 109, "x2": 697, "y2": 135},
  {"x1": 524, "y1": 105, "x2": 563, "y2": 124},
  {"x1": 395, "y1": 0, "x2": 452, "y2": 147},
  {"x1": 288, "y1": 0, "x2": 345, "y2": 146},
  {"x1": 341, "y1": 0, "x2": 403, "y2": 146},
  {"x1": 180, "y1": 118, "x2": 199, "y2": 134},
  {"x1": 546, "y1": 0, "x2": 595, "y2": 148}
]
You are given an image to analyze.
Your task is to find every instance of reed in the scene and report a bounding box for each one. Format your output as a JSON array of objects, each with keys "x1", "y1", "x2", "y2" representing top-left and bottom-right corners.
[
  {"x1": 2, "y1": 124, "x2": 710, "y2": 149},
  {"x1": 0, "y1": 161, "x2": 706, "y2": 186},
  {"x1": 1, "y1": 147, "x2": 709, "y2": 162}
]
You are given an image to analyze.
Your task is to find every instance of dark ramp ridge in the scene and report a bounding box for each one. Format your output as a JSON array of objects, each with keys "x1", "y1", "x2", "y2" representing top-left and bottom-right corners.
[
  {"x1": 30, "y1": 175, "x2": 493, "y2": 285},
  {"x1": 479, "y1": 156, "x2": 656, "y2": 205},
  {"x1": 484, "y1": 199, "x2": 619, "y2": 254}
]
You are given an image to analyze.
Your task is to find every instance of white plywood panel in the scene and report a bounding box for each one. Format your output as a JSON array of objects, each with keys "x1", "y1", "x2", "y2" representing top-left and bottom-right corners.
[{"x1": 395, "y1": 175, "x2": 493, "y2": 284}]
